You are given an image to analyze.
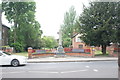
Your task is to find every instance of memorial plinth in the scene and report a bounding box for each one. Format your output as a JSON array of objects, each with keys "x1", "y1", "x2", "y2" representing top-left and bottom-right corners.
[{"x1": 57, "y1": 45, "x2": 65, "y2": 55}]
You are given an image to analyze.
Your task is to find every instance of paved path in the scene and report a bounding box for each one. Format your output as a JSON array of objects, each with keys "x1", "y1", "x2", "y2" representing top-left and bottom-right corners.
[{"x1": 27, "y1": 56, "x2": 118, "y2": 63}]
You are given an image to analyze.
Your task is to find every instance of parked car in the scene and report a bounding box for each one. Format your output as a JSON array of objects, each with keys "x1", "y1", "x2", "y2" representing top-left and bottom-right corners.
[{"x1": 0, "y1": 51, "x2": 27, "y2": 67}]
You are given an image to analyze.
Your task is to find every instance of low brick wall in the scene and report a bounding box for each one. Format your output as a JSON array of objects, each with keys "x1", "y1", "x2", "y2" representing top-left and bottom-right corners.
[
  {"x1": 28, "y1": 47, "x2": 95, "y2": 58},
  {"x1": 31, "y1": 53, "x2": 93, "y2": 58},
  {"x1": 108, "y1": 47, "x2": 119, "y2": 57},
  {"x1": 32, "y1": 53, "x2": 55, "y2": 58},
  {"x1": 65, "y1": 53, "x2": 93, "y2": 57}
]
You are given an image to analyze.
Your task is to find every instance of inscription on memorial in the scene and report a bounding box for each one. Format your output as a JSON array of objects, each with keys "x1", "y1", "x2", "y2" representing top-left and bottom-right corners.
[
  {"x1": 72, "y1": 49, "x2": 85, "y2": 53},
  {"x1": 36, "y1": 50, "x2": 46, "y2": 53}
]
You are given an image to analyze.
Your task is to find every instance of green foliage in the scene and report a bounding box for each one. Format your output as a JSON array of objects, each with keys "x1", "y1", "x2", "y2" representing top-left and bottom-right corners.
[
  {"x1": 2, "y1": 2, "x2": 43, "y2": 52},
  {"x1": 78, "y1": 2, "x2": 120, "y2": 54},
  {"x1": 11, "y1": 42, "x2": 24, "y2": 52},
  {"x1": 115, "y1": 2, "x2": 120, "y2": 44},
  {"x1": 42, "y1": 36, "x2": 58, "y2": 49},
  {"x1": 61, "y1": 6, "x2": 77, "y2": 47},
  {"x1": 62, "y1": 37, "x2": 71, "y2": 47},
  {"x1": 2, "y1": 2, "x2": 36, "y2": 23}
]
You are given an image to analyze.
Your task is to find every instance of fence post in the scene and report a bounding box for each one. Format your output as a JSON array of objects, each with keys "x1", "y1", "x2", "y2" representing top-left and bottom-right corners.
[{"x1": 28, "y1": 47, "x2": 33, "y2": 59}]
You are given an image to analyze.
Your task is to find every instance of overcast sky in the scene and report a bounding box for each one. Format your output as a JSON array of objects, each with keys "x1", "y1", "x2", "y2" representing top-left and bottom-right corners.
[{"x1": 2, "y1": 0, "x2": 90, "y2": 39}]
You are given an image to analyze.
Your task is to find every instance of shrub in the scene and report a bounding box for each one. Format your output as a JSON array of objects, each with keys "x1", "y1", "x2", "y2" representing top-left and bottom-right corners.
[{"x1": 10, "y1": 42, "x2": 24, "y2": 52}]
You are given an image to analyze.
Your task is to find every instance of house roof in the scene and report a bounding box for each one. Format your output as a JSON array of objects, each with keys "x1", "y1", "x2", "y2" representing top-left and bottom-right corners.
[
  {"x1": 2, "y1": 24, "x2": 10, "y2": 29},
  {"x1": 71, "y1": 33, "x2": 79, "y2": 38}
]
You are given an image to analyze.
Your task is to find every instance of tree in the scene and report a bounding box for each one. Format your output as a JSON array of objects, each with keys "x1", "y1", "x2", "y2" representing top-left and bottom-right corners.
[
  {"x1": 2, "y1": 2, "x2": 43, "y2": 52},
  {"x1": 114, "y1": 2, "x2": 120, "y2": 70},
  {"x1": 78, "y1": 2, "x2": 119, "y2": 55},
  {"x1": 0, "y1": 4, "x2": 2, "y2": 46},
  {"x1": 61, "y1": 6, "x2": 77, "y2": 47},
  {"x1": 42, "y1": 36, "x2": 58, "y2": 49},
  {"x1": 2, "y1": 2, "x2": 35, "y2": 42}
]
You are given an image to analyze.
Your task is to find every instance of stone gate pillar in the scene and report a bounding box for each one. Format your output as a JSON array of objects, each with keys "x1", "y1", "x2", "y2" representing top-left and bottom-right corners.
[
  {"x1": 28, "y1": 47, "x2": 33, "y2": 59},
  {"x1": 91, "y1": 46, "x2": 95, "y2": 58}
]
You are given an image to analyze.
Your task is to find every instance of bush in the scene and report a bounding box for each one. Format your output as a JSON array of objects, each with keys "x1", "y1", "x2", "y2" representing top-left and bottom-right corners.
[{"x1": 10, "y1": 42, "x2": 24, "y2": 52}]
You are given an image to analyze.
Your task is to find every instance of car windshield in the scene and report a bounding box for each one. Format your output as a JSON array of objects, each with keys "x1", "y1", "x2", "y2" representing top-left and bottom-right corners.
[{"x1": 3, "y1": 52, "x2": 11, "y2": 55}]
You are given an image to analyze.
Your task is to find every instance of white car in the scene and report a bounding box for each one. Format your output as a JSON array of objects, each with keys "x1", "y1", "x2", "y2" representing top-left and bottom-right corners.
[{"x1": 0, "y1": 51, "x2": 27, "y2": 67}]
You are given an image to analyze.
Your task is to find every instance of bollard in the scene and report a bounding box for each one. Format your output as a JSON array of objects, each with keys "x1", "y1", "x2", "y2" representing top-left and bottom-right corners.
[{"x1": 28, "y1": 47, "x2": 33, "y2": 59}]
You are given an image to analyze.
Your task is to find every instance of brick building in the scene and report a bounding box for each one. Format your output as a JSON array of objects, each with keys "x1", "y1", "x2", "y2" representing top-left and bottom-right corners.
[
  {"x1": 1, "y1": 24, "x2": 10, "y2": 46},
  {"x1": 72, "y1": 33, "x2": 90, "y2": 49}
]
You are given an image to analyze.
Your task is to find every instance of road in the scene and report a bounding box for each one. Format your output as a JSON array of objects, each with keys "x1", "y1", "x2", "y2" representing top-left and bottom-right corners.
[{"x1": 0, "y1": 61, "x2": 118, "y2": 78}]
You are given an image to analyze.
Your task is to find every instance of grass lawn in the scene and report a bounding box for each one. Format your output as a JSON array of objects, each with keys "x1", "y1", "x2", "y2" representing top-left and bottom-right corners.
[
  {"x1": 95, "y1": 50, "x2": 109, "y2": 56},
  {"x1": 12, "y1": 52, "x2": 28, "y2": 57}
]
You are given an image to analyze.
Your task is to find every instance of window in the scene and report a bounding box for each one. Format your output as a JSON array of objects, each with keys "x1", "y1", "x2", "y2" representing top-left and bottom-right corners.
[
  {"x1": 2, "y1": 29, "x2": 4, "y2": 33},
  {"x1": 76, "y1": 35, "x2": 82, "y2": 42},
  {"x1": 77, "y1": 37, "x2": 81, "y2": 42},
  {"x1": 0, "y1": 53, "x2": 3, "y2": 56},
  {"x1": 0, "y1": 32, "x2": 1, "y2": 40},
  {"x1": 3, "y1": 52, "x2": 11, "y2": 55},
  {"x1": 79, "y1": 45, "x2": 83, "y2": 48}
]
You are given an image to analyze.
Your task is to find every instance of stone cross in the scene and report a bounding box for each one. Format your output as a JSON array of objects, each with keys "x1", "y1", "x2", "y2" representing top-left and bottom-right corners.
[
  {"x1": 56, "y1": 28, "x2": 65, "y2": 54},
  {"x1": 59, "y1": 29, "x2": 62, "y2": 46}
]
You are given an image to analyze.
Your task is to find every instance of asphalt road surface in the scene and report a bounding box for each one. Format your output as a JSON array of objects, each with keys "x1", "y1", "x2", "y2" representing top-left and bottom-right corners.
[{"x1": 0, "y1": 61, "x2": 118, "y2": 78}]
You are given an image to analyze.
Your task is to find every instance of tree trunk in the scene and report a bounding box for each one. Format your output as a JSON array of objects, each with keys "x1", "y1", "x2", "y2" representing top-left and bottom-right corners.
[
  {"x1": 13, "y1": 22, "x2": 17, "y2": 43},
  {"x1": 101, "y1": 45, "x2": 107, "y2": 55},
  {"x1": 118, "y1": 51, "x2": 120, "y2": 68},
  {"x1": 118, "y1": 50, "x2": 120, "y2": 80},
  {"x1": 0, "y1": 8, "x2": 2, "y2": 46}
]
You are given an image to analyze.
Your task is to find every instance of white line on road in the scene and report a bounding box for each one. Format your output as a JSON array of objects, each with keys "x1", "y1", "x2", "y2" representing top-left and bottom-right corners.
[
  {"x1": 28, "y1": 71, "x2": 59, "y2": 73},
  {"x1": 3, "y1": 71, "x2": 59, "y2": 74},
  {"x1": 61, "y1": 69, "x2": 88, "y2": 73},
  {"x1": 3, "y1": 69, "x2": 89, "y2": 74},
  {"x1": 3, "y1": 69, "x2": 98, "y2": 74},
  {"x1": 85, "y1": 66, "x2": 90, "y2": 68},
  {"x1": 93, "y1": 69, "x2": 98, "y2": 72},
  {"x1": 3, "y1": 71, "x2": 25, "y2": 74}
]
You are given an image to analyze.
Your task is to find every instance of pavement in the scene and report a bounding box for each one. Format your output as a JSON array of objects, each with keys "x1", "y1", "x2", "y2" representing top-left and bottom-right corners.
[{"x1": 27, "y1": 56, "x2": 118, "y2": 63}]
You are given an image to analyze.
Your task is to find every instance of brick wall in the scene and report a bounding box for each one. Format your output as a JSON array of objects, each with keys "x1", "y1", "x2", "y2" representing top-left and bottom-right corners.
[
  {"x1": 72, "y1": 37, "x2": 86, "y2": 49},
  {"x1": 2, "y1": 25, "x2": 10, "y2": 46},
  {"x1": 30, "y1": 48, "x2": 94, "y2": 58}
]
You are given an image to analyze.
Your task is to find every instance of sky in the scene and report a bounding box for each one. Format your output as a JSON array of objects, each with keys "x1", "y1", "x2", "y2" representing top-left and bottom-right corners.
[
  {"x1": 2, "y1": 0, "x2": 90, "y2": 39},
  {"x1": 35, "y1": 0, "x2": 90, "y2": 39}
]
